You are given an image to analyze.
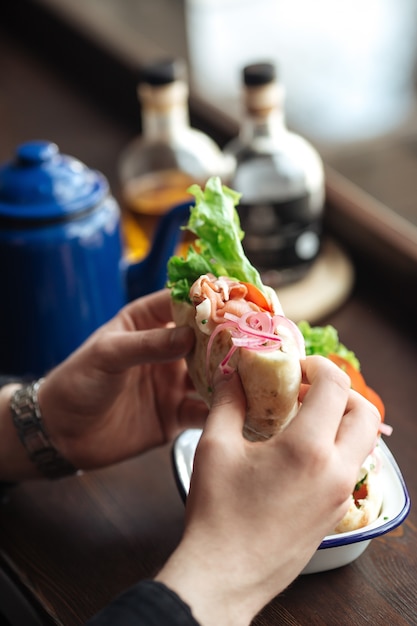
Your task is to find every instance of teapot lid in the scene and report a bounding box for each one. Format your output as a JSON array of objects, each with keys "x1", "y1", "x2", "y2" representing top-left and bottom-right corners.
[{"x1": 0, "y1": 141, "x2": 109, "y2": 223}]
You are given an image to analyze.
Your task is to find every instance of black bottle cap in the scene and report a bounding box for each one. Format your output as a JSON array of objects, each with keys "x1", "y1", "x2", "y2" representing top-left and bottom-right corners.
[
  {"x1": 139, "y1": 58, "x2": 187, "y2": 85},
  {"x1": 243, "y1": 62, "x2": 277, "y2": 86}
]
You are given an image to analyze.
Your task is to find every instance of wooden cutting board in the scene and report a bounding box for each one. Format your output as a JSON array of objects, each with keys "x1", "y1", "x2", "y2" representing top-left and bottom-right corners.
[{"x1": 277, "y1": 239, "x2": 355, "y2": 323}]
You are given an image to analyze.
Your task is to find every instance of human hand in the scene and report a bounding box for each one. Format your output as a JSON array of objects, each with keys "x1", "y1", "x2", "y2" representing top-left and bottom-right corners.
[
  {"x1": 38, "y1": 289, "x2": 208, "y2": 471},
  {"x1": 157, "y1": 355, "x2": 381, "y2": 626}
]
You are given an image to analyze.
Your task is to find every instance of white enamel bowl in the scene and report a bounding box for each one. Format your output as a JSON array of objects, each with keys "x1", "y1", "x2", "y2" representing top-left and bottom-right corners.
[{"x1": 172, "y1": 430, "x2": 410, "y2": 574}]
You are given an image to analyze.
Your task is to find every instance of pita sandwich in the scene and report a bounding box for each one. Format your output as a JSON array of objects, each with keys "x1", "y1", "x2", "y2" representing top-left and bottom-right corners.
[{"x1": 167, "y1": 176, "x2": 386, "y2": 531}]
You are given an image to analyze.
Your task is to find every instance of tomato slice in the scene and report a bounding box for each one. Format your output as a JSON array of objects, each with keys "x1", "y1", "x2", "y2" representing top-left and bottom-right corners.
[
  {"x1": 353, "y1": 482, "x2": 368, "y2": 506},
  {"x1": 328, "y1": 353, "x2": 385, "y2": 421},
  {"x1": 241, "y1": 282, "x2": 274, "y2": 313},
  {"x1": 327, "y1": 354, "x2": 367, "y2": 395}
]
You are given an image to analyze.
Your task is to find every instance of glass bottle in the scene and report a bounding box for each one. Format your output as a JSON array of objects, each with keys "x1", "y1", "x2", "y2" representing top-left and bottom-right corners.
[
  {"x1": 118, "y1": 58, "x2": 233, "y2": 260},
  {"x1": 224, "y1": 62, "x2": 325, "y2": 287}
]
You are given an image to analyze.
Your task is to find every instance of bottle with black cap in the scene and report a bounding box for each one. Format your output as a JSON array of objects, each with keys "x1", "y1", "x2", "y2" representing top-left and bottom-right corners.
[
  {"x1": 118, "y1": 58, "x2": 233, "y2": 260},
  {"x1": 224, "y1": 61, "x2": 325, "y2": 287}
]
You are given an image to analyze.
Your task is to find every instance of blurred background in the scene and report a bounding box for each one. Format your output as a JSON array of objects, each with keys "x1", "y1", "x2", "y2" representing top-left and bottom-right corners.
[
  {"x1": 2, "y1": 0, "x2": 417, "y2": 261},
  {"x1": 5, "y1": 0, "x2": 417, "y2": 224},
  {"x1": 21, "y1": 0, "x2": 417, "y2": 145}
]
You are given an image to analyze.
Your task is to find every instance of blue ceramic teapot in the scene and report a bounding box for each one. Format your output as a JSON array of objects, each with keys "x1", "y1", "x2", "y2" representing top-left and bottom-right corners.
[{"x1": 0, "y1": 141, "x2": 192, "y2": 377}]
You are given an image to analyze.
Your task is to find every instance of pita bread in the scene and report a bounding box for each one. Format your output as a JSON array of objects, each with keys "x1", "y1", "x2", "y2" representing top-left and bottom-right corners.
[
  {"x1": 334, "y1": 448, "x2": 383, "y2": 533},
  {"x1": 172, "y1": 299, "x2": 302, "y2": 441},
  {"x1": 172, "y1": 283, "x2": 383, "y2": 533}
]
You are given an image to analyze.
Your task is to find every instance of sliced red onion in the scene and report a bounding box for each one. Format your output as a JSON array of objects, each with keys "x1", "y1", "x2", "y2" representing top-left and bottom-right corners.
[
  {"x1": 379, "y1": 422, "x2": 393, "y2": 437},
  {"x1": 205, "y1": 310, "x2": 305, "y2": 385}
]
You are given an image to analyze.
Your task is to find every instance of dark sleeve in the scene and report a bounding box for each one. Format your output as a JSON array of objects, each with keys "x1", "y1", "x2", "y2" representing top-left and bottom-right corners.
[{"x1": 85, "y1": 580, "x2": 201, "y2": 626}]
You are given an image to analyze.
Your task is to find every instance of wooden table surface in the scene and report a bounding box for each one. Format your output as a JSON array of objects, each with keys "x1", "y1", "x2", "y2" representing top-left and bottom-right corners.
[
  {"x1": 1, "y1": 16, "x2": 417, "y2": 626},
  {"x1": 1, "y1": 293, "x2": 416, "y2": 626}
]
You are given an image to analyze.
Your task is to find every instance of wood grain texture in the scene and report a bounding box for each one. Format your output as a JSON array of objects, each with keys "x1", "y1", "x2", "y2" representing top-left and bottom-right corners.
[{"x1": 1, "y1": 13, "x2": 417, "y2": 626}]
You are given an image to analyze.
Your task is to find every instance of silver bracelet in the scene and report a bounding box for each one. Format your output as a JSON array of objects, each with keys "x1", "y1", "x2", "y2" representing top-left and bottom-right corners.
[{"x1": 10, "y1": 379, "x2": 78, "y2": 479}]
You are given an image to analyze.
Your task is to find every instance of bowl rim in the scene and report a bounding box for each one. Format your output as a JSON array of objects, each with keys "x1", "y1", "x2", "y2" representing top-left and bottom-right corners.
[
  {"x1": 171, "y1": 430, "x2": 410, "y2": 550},
  {"x1": 319, "y1": 438, "x2": 410, "y2": 549}
]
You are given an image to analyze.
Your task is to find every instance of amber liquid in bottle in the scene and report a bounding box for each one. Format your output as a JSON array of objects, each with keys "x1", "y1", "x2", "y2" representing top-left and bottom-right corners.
[
  {"x1": 121, "y1": 169, "x2": 196, "y2": 260},
  {"x1": 118, "y1": 59, "x2": 232, "y2": 261}
]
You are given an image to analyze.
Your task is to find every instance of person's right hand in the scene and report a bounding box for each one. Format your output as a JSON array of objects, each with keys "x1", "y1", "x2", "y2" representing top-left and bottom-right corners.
[{"x1": 157, "y1": 355, "x2": 381, "y2": 626}]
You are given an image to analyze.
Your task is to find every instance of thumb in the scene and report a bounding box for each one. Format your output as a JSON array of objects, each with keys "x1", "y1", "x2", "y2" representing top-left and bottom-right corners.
[{"x1": 204, "y1": 367, "x2": 247, "y2": 439}]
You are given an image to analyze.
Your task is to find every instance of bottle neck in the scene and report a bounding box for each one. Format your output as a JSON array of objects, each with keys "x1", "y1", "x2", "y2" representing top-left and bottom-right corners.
[
  {"x1": 142, "y1": 104, "x2": 190, "y2": 139},
  {"x1": 139, "y1": 81, "x2": 190, "y2": 140},
  {"x1": 240, "y1": 82, "x2": 287, "y2": 143},
  {"x1": 240, "y1": 108, "x2": 286, "y2": 143}
]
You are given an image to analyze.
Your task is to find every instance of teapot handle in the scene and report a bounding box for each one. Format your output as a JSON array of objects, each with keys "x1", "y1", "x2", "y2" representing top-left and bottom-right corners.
[{"x1": 125, "y1": 200, "x2": 194, "y2": 301}]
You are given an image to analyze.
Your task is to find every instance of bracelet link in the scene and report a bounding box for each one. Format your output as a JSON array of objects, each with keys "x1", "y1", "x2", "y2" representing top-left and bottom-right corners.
[{"x1": 10, "y1": 379, "x2": 78, "y2": 480}]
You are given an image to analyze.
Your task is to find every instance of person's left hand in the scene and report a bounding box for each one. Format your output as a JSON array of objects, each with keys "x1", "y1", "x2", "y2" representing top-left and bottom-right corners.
[{"x1": 39, "y1": 290, "x2": 207, "y2": 470}]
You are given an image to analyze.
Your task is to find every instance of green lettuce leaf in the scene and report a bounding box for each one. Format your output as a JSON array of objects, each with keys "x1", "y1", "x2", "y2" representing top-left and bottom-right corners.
[
  {"x1": 298, "y1": 320, "x2": 361, "y2": 370},
  {"x1": 167, "y1": 176, "x2": 265, "y2": 302}
]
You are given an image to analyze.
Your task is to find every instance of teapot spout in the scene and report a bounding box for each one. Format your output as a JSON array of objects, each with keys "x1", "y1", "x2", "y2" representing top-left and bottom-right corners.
[{"x1": 126, "y1": 200, "x2": 193, "y2": 300}]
